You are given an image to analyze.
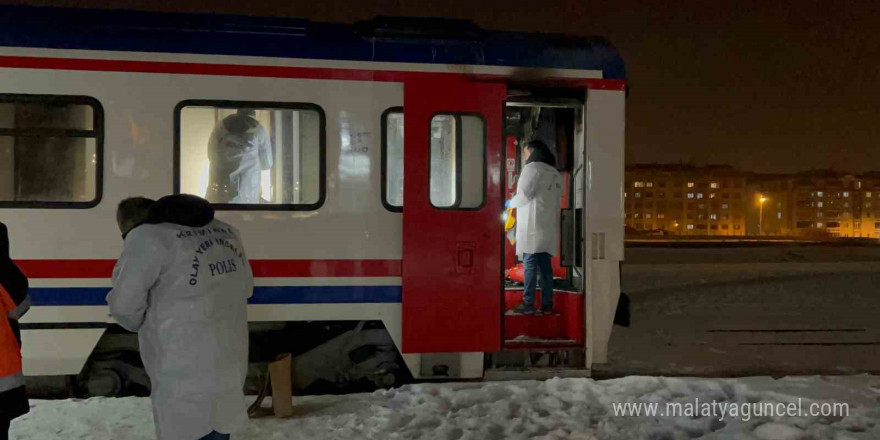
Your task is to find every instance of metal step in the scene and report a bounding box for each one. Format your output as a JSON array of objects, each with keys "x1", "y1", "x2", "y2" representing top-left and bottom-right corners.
[{"x1": 484, "y1": 367, "x2": 592, "y2": 381}]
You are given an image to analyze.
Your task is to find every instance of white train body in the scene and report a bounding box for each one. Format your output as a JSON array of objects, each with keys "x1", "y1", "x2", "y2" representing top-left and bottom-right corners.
[{"x1": 0, "y1": 6, "x2": 626, "y2": 388}]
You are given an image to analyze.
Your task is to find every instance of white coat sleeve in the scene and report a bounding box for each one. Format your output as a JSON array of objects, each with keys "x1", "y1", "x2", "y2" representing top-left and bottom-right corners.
[
  {"x1": 258, "y1": 127, "x2": 273, "y2": 171},
  {"x1": 509, "y1": 164, "x2": 539, "y2": 209},
  {"x1": 107, "y1": 228, "x2": 167, "y2": 332}
]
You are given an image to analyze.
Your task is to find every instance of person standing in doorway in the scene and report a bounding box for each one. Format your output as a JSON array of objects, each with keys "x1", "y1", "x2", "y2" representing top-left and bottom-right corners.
[
  {"x1": 108, "y1": 194, "x2": 253, "y2": 440},
  {"x1": 508, "y1": 140, "x2": 563, "y2": 315},
  {"x1": 0, "y1": 222, "x2": 30, "y2": 440}
]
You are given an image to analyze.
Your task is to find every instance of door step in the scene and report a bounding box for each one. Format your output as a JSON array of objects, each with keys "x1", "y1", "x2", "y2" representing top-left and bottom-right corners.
[
  {"x1": 504, "y1": 337, "x2": 582, "y2": 350},
  {"x1": 505, "y1": 313, "x2": 567, "y2": 340},
  {"x1": 484, "y1": 367, "x2": 592, "y2": 381}
]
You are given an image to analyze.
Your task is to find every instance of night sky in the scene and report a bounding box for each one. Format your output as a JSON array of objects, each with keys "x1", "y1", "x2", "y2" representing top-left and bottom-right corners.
[{"x1": 6, "y1": 0, "x2": 880, "y2": 173}]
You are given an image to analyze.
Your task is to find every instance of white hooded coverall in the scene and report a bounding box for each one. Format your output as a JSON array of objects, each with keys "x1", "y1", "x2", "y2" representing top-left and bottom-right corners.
[
  {"x1": 206, "y1": 114, "x2": 273, "y2": 204},
  {"x1": 108, "y1": 220, "x2": 253, "y2": 440},
  {"x1": 510, "y1": 161, "x2": 563, "y2": 257}
]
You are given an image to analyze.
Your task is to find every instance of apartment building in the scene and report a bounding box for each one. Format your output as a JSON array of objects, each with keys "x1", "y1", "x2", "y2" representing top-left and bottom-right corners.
[
  {"x1": 626, "y1": 166, "x2": 880, "y2": 238},
  {"x1": 625, "y1": 165, "x2": 747, "y2": 236}
]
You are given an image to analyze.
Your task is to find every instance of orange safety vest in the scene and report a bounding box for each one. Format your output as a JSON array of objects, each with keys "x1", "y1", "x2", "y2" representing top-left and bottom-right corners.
[{"x1": 0, "y1": 284, "x2": 22, "y2": 379}]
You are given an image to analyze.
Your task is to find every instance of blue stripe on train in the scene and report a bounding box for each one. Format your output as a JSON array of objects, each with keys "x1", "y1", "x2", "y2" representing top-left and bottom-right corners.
[{"x1": 28, "y1": 285, "x2": 403, "y2": 306}]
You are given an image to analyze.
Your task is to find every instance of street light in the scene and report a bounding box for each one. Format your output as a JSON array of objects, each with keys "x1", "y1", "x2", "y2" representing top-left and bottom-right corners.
[{"x1": 759, "y1": 195, "x2": 767, "y2": 236}]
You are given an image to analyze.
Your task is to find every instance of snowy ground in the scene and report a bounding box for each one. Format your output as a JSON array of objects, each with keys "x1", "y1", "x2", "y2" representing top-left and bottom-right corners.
[
  {"x1": 601, "y1": 245, "x2": 880, "y2": 377},
  {"x1": 10, "y1": 375, "x2": 880, "y2": 440}
]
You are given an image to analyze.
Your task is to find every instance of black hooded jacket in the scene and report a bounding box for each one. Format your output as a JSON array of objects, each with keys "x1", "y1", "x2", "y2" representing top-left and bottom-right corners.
[{"x1": 146, "y1": 194, "x2": 215, "y2": 228}]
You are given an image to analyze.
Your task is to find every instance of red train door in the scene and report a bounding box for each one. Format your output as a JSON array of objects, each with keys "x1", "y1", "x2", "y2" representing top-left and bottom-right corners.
[{"x1": 401, "y1": 76, "x2": 507, "y2": 353}]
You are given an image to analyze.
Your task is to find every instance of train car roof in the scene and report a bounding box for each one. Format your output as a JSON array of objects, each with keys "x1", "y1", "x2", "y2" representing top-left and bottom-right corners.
[{"x1": 0, "y1": 5, "x2": 626, "y2": 80}]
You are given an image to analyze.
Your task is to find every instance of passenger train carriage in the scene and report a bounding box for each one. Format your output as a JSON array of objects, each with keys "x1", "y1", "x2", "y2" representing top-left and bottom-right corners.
[{"x1": 0, "y1": 5, "x2": 625, "y2": 394}]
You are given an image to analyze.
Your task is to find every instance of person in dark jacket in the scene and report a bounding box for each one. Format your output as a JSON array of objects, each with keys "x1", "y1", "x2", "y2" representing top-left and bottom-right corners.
[{"x1": 0, "y1": 222, "x2": 30, "y2": 440}]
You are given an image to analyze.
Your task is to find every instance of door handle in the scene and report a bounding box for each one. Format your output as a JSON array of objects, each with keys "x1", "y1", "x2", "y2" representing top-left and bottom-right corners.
[
  {"x1": 456, "y1": 242, "x2": 476, "y2": 273},
  {"x1": 591, "y1": 233, "x2": 606, "y2": 260},
  {"x1": 458, "y1": 249, "x2": 474, "y2": 267}
]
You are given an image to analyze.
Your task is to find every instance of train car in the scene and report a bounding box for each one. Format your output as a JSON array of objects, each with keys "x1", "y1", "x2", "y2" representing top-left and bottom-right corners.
[{"x1": 0, "y1": 5, "x2": 626, "y2": 395}]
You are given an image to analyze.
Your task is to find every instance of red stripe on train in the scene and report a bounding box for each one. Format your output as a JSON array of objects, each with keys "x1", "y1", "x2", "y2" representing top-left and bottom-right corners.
[
  {"x1": 15, "y1": 259, "x2": 402, "y2": 278},
  {"x1": 0, "y1": 55, "x2": 627, "y2": 91}
]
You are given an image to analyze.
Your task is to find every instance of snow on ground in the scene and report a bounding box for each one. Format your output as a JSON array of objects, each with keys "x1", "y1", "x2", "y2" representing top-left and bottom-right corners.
[{"x1": 11, "y1": 375, "x2": 880, "y2": 440}]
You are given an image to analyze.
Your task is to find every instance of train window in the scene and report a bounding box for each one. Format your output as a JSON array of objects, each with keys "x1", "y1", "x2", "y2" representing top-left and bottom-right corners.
[
  {"x1": 382, "y1": 108, "x2": 404, "y2": 211},
  {"x1": 0, "y1": 95, "x2": 103, "y2": 209},
  {"x1": 429, "y1": 113, "x2": 485, "y2": 209},
  {"x1": 175, "y1": 101, "x2": 325, "y2": 210}
]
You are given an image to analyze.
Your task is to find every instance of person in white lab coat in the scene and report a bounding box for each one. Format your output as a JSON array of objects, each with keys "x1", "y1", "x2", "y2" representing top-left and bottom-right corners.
[
  {"x1": 108, "y1": 194, "x2": 254, "y2": 440},
  {"x1": 206, "y1": 109, "x2": 274, "y2": 204},
  {"x1": 508, "y1": 140, "x2": 563, "y2": 315}
]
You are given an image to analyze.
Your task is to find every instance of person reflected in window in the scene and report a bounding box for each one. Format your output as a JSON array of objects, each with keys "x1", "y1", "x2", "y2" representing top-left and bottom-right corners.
[
  {"x1": 206, "y1": 109, "x2": 273, "y2": 204},
  {"x1": 507, "y1": 140, "x2": 562, "y2": 315}
]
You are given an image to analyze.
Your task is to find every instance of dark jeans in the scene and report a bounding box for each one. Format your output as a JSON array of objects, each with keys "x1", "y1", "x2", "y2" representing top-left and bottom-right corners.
[
  {"x1": 523, "y1": 252, "x2": 554, "y2": 309},
  {"x1": 197, "y1": 431, "x2": 230, "y2": 440}
]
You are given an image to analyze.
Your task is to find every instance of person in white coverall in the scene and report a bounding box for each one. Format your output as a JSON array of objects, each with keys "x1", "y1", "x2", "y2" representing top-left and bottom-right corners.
[
  {"x1": 108, "y1": 194, "x2": 253, "y2": 440},
  {"x1": 508, "y1": 140, "x2": 563, "y2": 315},
  {"x1": 206, "y1": 109, "x2": 274, "y2": 204}
]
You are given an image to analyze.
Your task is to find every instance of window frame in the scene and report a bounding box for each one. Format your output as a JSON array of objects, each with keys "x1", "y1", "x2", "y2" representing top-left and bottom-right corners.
[
  {"x1": 0, "y1": 94, "x2": 104, "y2": 209},
  {"x1": 381, "y1": 106, "x2": 404, "y2": 213},
  {"x1": 173, "y1": 99, "x2": 326, "y2": 211},
  {"x1": 427, "y1": 111, "x2": 488, "y2": 211}
]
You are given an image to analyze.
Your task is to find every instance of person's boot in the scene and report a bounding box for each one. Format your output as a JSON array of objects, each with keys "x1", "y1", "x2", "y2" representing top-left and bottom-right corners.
[
  {"x1": 511, "y1": 303, "x2": 535, "y2": 315},
  {"x1": 537, "y1": 305, "x2": 555, "y2": 315}
]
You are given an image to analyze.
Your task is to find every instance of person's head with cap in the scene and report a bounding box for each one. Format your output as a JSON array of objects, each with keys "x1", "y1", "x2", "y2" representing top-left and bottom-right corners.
[
  {"x1": 524, "y1": 139, "x2": 556, "y2": 168},
  {"x1": 117, "y1": 197, "x2": 156, "y2": 238}
]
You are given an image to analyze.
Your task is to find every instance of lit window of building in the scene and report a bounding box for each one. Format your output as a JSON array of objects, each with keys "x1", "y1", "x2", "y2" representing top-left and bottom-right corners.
[
  {"x1": 687, "y1": 193, "x2": 694, "y2": 199},
  {"x1": 818, "y1": 191, "x2": 824, "y2": 197},
  {"x1": 867, "y1": 192, "x2": 872, "y2": 198},
  {"x1": 709, "y1": 193, "x2": 716, "y2": 199},
  {"x1": 687, "y1": 224, "x2": 694, "y2": 230},
  {"x1": 687, "y1": 182, "x2": 695, "y2": 188},
  {"x1": 633, "y1": 213, "x2": 640, "y2": 218},
  {"x1": 657, "y1": 214, "x2": 665, "y2": 219},
  {"x1": 817, "y1": 222, "x2": 824, "y2": 228},
  {"x1": 645, "y1": 213, "x2": 652, "y2": 219},
  {"x1": 721, "y1": 204, "x2": 729, "y2": 209},
  {"x1": 710, "y1": 214, "x2": 717, "y2": 220},
  {"x1": 710, "y1": 182, "x2": 719, "y2": 189},
  {"x1": 844, "y1": 191, "x2": 850, "y2": 197},
  {"x1": 777, "y1": 212, "x2": 782, "y2": 219},
  {"x1": 818, "y1": 202, "x2": 823, "y2": 208},
  {"x1": 635, "y1": 192, "x2": 641, "y2": 198},
  {"x1": 634, "y1": 181, "x2": 644, "y2": 188},
  {"x1": 624, "y1": 192, "x2": 627, "y2": 198},
  {"x1": 697, "y1": 193, "x2": 704, "y2": 199},
  {"x1": 646, "y1": 182, "x2": 653, "y2": 188}
]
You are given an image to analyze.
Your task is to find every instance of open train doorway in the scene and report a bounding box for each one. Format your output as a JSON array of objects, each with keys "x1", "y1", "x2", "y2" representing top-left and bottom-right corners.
[{"x1": 498, "y1": 95, "x2": 588, "y2": 363}]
